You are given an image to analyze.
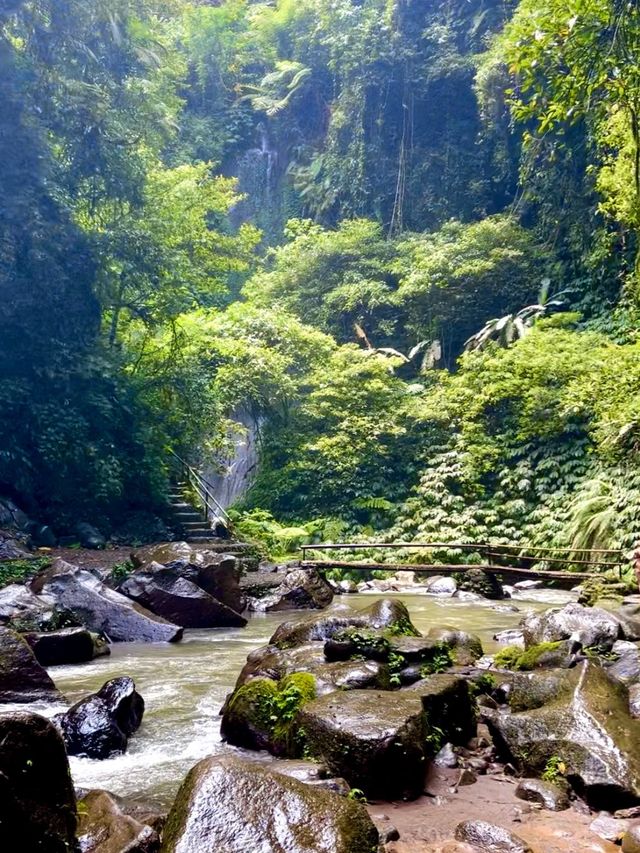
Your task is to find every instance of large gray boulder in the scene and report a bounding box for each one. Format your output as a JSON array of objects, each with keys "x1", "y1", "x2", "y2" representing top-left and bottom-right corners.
[
  {"x1": 270, "y1": 598, "x2": 419, "y2": 649},
  {"x1": 118, "y1": 565, "x2": 246, "y2": 629},
  {"x1": 160, "y1": 755, "x2": 378, "y2": 853},
  {"x1": 0, "y1": 712, "x2": 77, "y2": 852},
  {"x1": 130, "y1": 544, "x2": 244, "y2": 613},
  {"x1": 486, "y1": 661, "x2": 640, "y2": 807},
  {"x1": 521, "y1": 602, "x2": 622, "y2": 651},
  {"x1": 0, "y1": 583, "x2": 54, "y2": 627},
  {"x1": 249, "y1": 568, "x2": 334, "y2": 612},
  {"x1": 0, "y1": 626, "x2": 61, "y2": 703},
  {"x1": 32, "y1": 560, "x2": 183, "y2": 643}
]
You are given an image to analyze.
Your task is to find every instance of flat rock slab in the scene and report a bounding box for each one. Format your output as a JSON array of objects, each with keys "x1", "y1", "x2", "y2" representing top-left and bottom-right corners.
[
  {"x1": 298, "y1": 689, "x2": 429, "y2": 799},
  {"x1": 160, "y1": 754, "x2": 378, "y2": 853},
  {"x1": 35, "y1": 561, "x2": 183, "y2": 643}
]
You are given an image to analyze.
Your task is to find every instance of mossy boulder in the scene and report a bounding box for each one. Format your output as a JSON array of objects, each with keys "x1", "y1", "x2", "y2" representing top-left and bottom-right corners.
[
  {"x1": 0, "y1": 626, "x2": 61, "y2": 703},
  {"x1": 221, "y1": 673, "x2": 316, "y2": 757},
  {"x1": 77, "y1": 789, "x2": 160, "y2": 852},
  {"x1": 486, "y1": 661, "x2": 640, "y2": 808},
  {"x1": 160, "y1": 754, "x2": 378, "y2": 853},
  {"x1": 426, "y1": 627, "x2": 484, "y2": 665},
  {"x1": 0, "y1": 712, "x2": 77, "y2": 852},
  {"x1": 493, "y1": 641, "x2": 574, "y2": 672},
  {"x1": 270, "y1": 598, "x2": 419, "y2": 650},
  {"x1": 497, "y1": 670, "x2": 568, "y2": 712},
  {"x1": 297, "y1": 689, "x2": 429, "y2": 799},
  {"x1": 455, "y1": 568, "x2": 505, "y2": 600}
]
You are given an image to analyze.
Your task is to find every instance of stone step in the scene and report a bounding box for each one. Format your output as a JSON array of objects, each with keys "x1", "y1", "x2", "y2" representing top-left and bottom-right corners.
[{"x1": 180, "y1": 520, "x2": 210, "y2": 529}]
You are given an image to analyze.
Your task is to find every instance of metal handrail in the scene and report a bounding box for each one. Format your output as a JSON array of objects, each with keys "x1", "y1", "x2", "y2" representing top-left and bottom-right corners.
[{"x1": 168, "y1": 449, "x2": 232, "y2": 526}]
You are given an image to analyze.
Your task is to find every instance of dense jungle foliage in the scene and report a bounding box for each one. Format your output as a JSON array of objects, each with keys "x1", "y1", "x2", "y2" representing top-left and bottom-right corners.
[{"x1": 2, "y1": 0, "x2": 640, "y2": 554}]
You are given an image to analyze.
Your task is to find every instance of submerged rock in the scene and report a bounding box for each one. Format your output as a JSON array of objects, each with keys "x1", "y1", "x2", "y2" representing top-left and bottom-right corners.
[
  {"x1": 24, "y1": 626, "x2": 96, "y2": 666},
  {"x1": 56, "y1": 676, "x2": 144, "y2": 759},
  {"x1": 33, "y1": 560, "x2": 183, "y2": 643},
  {"x1": 160, "y1": 754, "x2": 378, "y2": 853},
  {"x1": 0, "y1": 626, "x2": 61, "y2": 703},
  {"x1": 119, "y1": 565, "x2": 246, "y2": 629},
  {"x1": 249, "y1": 568, "x2": 334, "y2": 612},
  {"x1": 0, "y1": 712, "x2": 77, "y2": 852},
  {"x1": 77, "y1": 789, "x2": 160, "y2": 853},
  {"x1": 486, "y1": 662, "x2": 640, "y2": 808}
]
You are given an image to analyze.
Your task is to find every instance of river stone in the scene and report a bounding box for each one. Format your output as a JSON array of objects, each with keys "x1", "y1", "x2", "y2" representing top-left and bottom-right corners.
[
  {"x1": 76, "y1": 522, "x2": 106, "y2": 549},
  {"x1": 426, "y1": 576, "x2": 457, "y2": 595},
  {"x1": 494, "y1": 628, "x2": 525, "y2": 648},
  {"x1": 497, "y1": 670, "x2": 567, "y2": 712},
  {"x1": 486, "y1": 662, "x2": 640, "y2": 807},
  {"x1": 160, "y1": 754, "x2": 378, "y2": 853},
  {"x1": 456, "y1": 569, "x2": 505, "y2": 600},
  {"x1": 56, "y1": 676, "x2": 144, "y2": 759},
  {"x1": 77, "y1": 789, "x2": 160, "y2": 853},
  {"x1": 250, "y1": 568, "x2": 334, "y2": 612},
  {"x1": 0, "y1": 626, "x2": 61, "y2": 702},
  {"x1": 622, "y1": 824, "x2": 640, "y2": 853},
  {"x1": 0, "y1": 712, "x2": 77, "y2": 852},
  {"x1": 298, "y1": 689, "x2": 429, "y2": 799},
  {"x1": 0, "y1": 529, "x2": 33, "y2": 560},
  {"x1": 521, "y1": 602, "x2": 621, "y2": 651},
  {"x1": 132, "y1": 542, "x2": 242, "y2": 602},
  {"x1": 608, "y1": 641, "x2": 640, "y2": 685},
  {"x1": 427, "y1": 627, "x2": 483, "y2": 664},
  {"x1": 24, "y1": 626, "x2": 96, "y2": 666},
  {"x1": 33, "y1": 560, "x2": 183, "y2": 642},
  {"x1": 0, "y1": 583, "x2": 54, "y2": 627},
  {"x1": 118, "y1": 567, "x2": 246, "y2": 629},
  {"x1": 270, "y1": 598, "x2": 419, "y2": 649},
  {"x1": 514, "y1": 778, "x2": 570, "y2": 811},
  {"x1": 454, "y1": 820, "x2": 533, "y2": 852},
  {"x1": 590, "y1": 814, "x2": 630, "y2": 844}
]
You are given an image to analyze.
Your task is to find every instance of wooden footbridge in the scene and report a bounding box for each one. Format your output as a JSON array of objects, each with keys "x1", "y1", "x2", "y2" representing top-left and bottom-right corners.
[{"x1": 300, "y1": 542, "x2": 632, "y2": 586}]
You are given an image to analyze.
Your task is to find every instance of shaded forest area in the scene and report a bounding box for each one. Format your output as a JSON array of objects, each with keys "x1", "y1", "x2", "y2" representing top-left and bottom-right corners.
[{"x1": 2, "y1": 0, "x2": 640, "y2": 555}]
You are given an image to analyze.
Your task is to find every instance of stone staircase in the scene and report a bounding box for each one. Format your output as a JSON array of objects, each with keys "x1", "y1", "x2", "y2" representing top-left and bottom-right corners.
[{"x1": 168, "y1": 481, "x2": 222, "y2": 543}]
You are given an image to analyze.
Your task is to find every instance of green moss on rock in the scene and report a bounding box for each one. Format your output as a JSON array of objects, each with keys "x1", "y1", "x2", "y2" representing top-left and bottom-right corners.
[
  {"x1": 222, "y1": 673, "x2": 317, "y2": 758},
  {"x1": 494, "y1": 642, "x2": 564, "y2": 672}
]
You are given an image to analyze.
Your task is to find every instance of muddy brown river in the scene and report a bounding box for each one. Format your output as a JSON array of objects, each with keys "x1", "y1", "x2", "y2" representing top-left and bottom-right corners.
[{"x1": 8, "y1": 590, "x2": 574, "y2": 807}]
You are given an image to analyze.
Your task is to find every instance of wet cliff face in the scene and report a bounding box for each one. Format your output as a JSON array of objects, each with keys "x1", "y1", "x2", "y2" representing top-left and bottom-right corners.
[{"x1": 204, "y1": 410, "x2": 261, "y2": 510}]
